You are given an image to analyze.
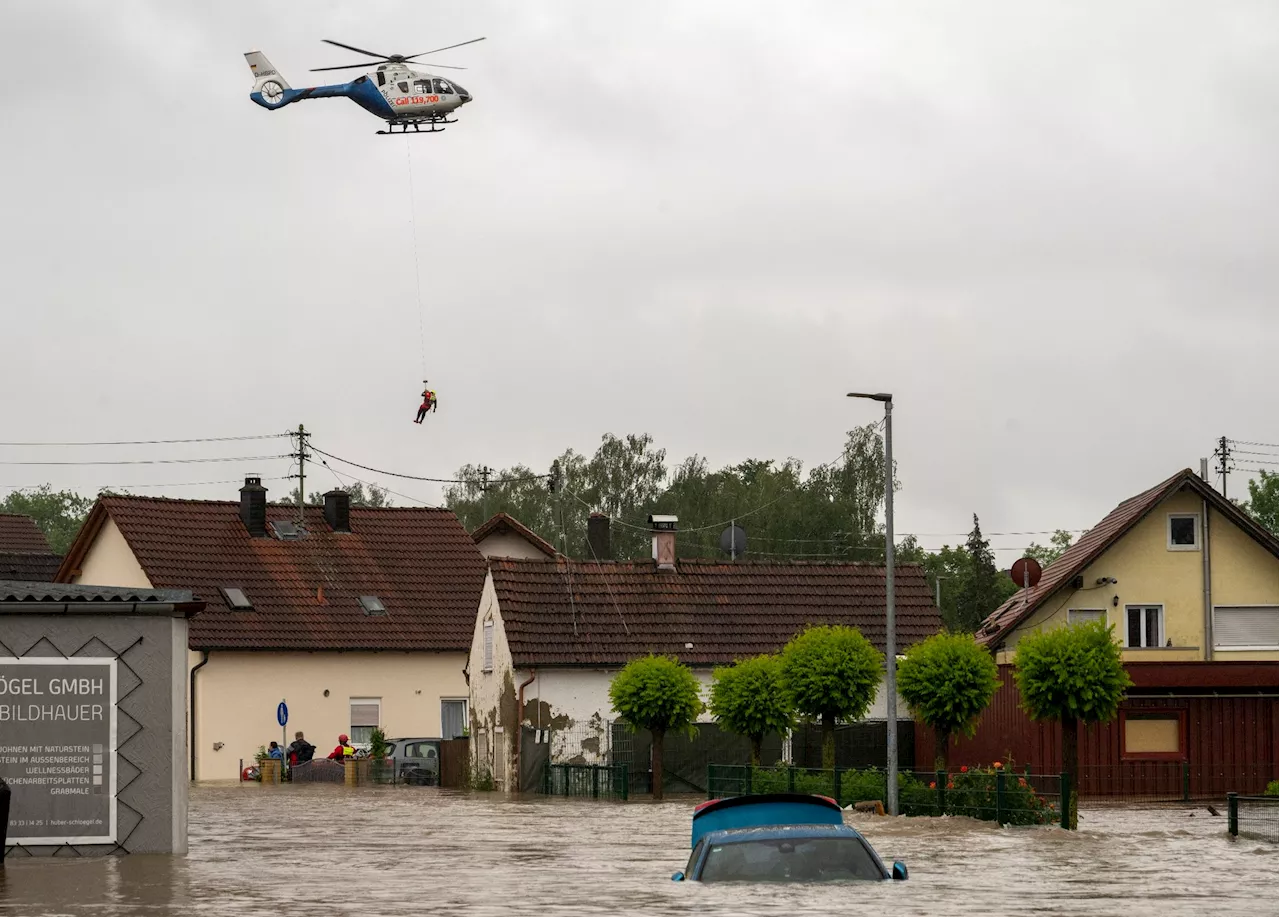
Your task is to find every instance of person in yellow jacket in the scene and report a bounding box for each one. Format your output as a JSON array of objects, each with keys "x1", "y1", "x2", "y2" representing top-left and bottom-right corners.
[{"x1": 327, "y1": 733, "x2": 357, "y2": 760}]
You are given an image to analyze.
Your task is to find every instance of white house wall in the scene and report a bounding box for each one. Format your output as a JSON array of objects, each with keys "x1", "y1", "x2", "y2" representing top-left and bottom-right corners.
[
  {"x1": 467, "y1": 570, "x2": 518, "y2": 788},
  {"x1": 475, "y1": 532, "x2": 549, "y2": 561}
]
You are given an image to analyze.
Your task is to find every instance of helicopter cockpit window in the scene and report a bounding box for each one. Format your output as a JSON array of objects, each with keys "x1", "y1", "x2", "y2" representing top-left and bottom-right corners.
[
  {"x1": 413, "y1": 79, "x2": 431, "y2": 94},
  {"x1": 397, "y1": 81, "x2": 409, "y2": 94},
  {"x1": 433, "y1": 78, "x2": 455, "y2": 94}
]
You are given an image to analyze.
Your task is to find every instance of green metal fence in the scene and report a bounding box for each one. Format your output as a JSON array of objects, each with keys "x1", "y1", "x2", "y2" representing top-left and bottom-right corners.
[
  {"x1": 1075, "y1": 762, "x2": 1275, "y2": 802},
  {"x1": 1227, "y1": 793, "x2": 1279, "y2": 844},
  {"x1": 541, "y1": 763, "x2": 630, "y2": 801},
  {"x1": 707, "y1": 764, "x2": 1069, "y2": 829}
]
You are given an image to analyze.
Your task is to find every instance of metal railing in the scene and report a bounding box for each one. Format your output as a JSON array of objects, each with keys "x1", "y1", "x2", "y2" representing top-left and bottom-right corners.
[
  {"x1": 1075, "y1": 762, "x2": 1275, "y2": 802},
  {"x1": 1227, "y1": 793, "x2": 1279, "y2": 843},
  {"x1": 706, "y1": 764, "x2": 1069, "y2": 829},
  {"x1": 541, "y1": 763, "x2": 629, "y2": 801}
]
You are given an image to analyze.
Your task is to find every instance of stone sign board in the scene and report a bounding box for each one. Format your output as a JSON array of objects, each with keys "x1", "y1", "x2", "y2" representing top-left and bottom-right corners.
[{"x1": 0, "y1": 657, "x2": 117, "y2": 845}]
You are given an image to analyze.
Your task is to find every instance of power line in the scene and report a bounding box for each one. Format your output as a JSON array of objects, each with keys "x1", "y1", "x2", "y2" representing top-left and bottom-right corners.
[
  {"x1": 1228, "y1": 439, "x2": 1279, "y2": 449},
  {"x1": 0, "y1": 455, "x2": 290, "y2": 468},
  {"x1": 315, "y1": 458, "x2": 442, "y2": 509},
  {"x1": 1, "y1": 477, "x2": 291, "y2": 492},
  {"x1": 0, "y1": 434, "x2": 288, "y2": 447},
  {"x1": 310, "y1": 444, "x2": 547, "y2": 487}
]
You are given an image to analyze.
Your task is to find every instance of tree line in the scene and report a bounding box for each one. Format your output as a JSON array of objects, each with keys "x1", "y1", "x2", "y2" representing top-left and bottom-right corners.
[{"x1": 609, "y1": 618, "x2": 1130, "y2": 826}]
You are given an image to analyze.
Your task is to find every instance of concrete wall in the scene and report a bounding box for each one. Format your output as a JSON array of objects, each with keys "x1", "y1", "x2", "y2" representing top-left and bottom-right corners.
[
  {"x1": 998, "y1": 489, "x2": 1278, "y2": 664},
  {"x1": 190, "y1": 649, "x2": 467, "y2": 781},
  {"x1": 2, "y1": 612, "x2": 189, "y2": 856}
]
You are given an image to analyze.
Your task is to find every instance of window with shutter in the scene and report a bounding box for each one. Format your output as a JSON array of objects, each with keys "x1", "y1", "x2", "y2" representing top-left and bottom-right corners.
[
  {"x1": 349, "y1": 697, "x2": 381, "y2": 744},
  {"x1": 483, "y1": 620, "x2": 494, "y2": 672},
  {"x1": 1213, "y1": 606, "x2": 1279, "y2": 650}
]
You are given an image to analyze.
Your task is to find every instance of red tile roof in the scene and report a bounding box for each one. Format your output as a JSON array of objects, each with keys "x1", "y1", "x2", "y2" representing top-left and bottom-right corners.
[
  {"x1": 0, "y1": 553, "x2": 62, "y2": 582},
  {"x1": 977, "y1": 469, "x2": 1279, "y2": 648},
  {"x1": 472, "y1": 512, "x2": 557, "y2": 558},
  {"x1": 0, "y1": 514, "x2": 54, "y2": 553},
  {"x1": 57, "y1": 496, "x2": 487, "y2": 651},
  {"x1": 490, "y1": 558, "x2": 942, "y2": 667}
]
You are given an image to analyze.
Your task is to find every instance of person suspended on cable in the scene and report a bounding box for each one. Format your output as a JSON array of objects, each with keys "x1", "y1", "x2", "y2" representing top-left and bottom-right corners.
[{"x1": 414, "y1": 382, "x2": 438, "y2": 423}]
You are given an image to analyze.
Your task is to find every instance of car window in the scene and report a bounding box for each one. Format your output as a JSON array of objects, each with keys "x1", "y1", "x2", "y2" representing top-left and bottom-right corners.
[
  {"x1": 686, "y1": 839, "x2": 706, "y2": 876},
  {"x1": 699, "y1": 837, "x2": 884, "y2": 883},
  {"x1": 425, "y1": 747, "x2": 437, "y2": 759}
]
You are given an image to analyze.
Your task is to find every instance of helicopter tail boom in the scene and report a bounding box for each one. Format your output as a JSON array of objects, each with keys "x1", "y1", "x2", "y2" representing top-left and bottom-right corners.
[{"x1": 245, "y1": 51, "x2": 292, "y2": 92}]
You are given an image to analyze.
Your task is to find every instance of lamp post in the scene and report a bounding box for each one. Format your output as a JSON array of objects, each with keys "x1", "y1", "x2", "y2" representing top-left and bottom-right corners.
[{"x1": 847, "y1": 391, "x2": 896, "y2": 816}]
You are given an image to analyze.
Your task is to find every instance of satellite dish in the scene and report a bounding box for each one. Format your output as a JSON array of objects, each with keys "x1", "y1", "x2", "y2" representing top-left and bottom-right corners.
[
  {"x1": 1010, "y1": 557, "x2": 1043, "y2": 589},
  {"x1": 719, "y1": 525, "x2": 747, "y2": 558}
]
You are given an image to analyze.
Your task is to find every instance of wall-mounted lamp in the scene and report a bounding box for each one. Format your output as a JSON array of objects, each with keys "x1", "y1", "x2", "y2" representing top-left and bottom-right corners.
[{"x1": 1112, "y1": 595, "x2": 1120, "y2": 607}]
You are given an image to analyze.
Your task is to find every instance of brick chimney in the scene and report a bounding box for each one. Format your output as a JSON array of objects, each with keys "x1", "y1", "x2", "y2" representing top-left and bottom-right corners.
[
  {"x1": 648, "y1": 514, "x2": 677, "y2": 572},
  {"x1": 587, "y1": 513, "x2": 611, "y2": 560},
  {"x1": 324, "y1": 489, "x2": 351, "y2": 533},
  {"x1": 239, "y1": 476, "x2": 267, "y2": 538}
]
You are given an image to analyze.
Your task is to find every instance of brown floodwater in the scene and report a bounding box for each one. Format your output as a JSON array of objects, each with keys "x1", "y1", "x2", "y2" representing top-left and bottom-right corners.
[{"x1": 1, "y1": 784, "x2": 1275, "y2": 916}]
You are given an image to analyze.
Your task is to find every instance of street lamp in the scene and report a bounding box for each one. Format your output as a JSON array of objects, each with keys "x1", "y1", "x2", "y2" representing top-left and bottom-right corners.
[{"x1": 847, "y1": 391, "x2": 897, "y2": 816}]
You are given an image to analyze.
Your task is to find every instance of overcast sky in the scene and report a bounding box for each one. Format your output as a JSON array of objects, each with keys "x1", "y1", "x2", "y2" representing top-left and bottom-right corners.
[{"x1": 1, "y1": 0, "x2": 1275, "y2": 559}]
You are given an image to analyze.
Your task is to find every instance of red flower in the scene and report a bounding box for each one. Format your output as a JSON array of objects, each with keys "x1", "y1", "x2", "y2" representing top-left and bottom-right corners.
[
  {"x1": 960, "y1": 765, "x2": 969, "y2": 773},
  {"x1": 929, "y1": 781, "x2": 937, "y2": 789},
  {"x1": 1018, "y1": 778, "x2": 1028, "y2": 788},
  {"x1": 946, "y1": 782, "x2": 955, "y2": 790},
  {"x1": 993, "y1": 761, "x2": 1003, "y2": 769}
]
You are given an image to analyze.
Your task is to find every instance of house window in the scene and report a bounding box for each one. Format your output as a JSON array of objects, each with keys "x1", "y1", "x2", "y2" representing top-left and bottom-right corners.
[
  {"x1": 1213, "y1": 606, "x2": 1280, "y2": 651},
  {"x1": 441, "y1": 698, "x2": 468, "y2": 740},
  {"x1": 1167, "y1": 514, "x2": 1199, "y2": 551},
  {"x1": 483, "y1": 619, "x2": 494, "y2": 672},
  {"x1": 349, "y1": 697, "x2": 380, "y2": 744},
  {"x1": 1121, "y1": 710, "x2": 1186, "y2": 760},
  {"x1": 1068, "y1": 609, "x2": 1105, "y2": 626},
  {"x1": 1125, "y1": 605, "x2": 1164, "y2": 648},
  {"x1": 219, "y1": 586, "x2": 252, "y2": 609}
]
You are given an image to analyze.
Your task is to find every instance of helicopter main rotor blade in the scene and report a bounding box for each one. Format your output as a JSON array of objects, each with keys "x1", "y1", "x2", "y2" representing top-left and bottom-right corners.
[
  {"x1": 413, "y1": 62, "x2": 467, "y2": 70},
  {"x1": 310, "y1": 61, "x2": 390, "y2": 72},
  {"x1": 322, "y1": 38, "x2": 392, "y2": 59},
  {"x1": 403, "y1": 37, "x2": 486, "y2": 59}
]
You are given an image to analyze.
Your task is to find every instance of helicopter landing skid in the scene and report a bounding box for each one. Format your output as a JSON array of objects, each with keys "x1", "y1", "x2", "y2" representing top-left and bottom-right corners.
[{"x1": 378, "y1": 117, "x2": 459, "y2": 136}]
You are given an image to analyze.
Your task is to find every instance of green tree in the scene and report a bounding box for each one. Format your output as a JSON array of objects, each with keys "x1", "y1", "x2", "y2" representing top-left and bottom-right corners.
[
  {"x1": 954, "y1": 515, "x2": 1006, "y2": 633},
  {"x1": 1023, "y1": 530, "x2": 1076, "y2": 568},
  {"x1": 779, "y1": 625, "x2": 884, "y2": 769},
  {"x1": 1235, "y1": 470, "x2": 1278, "y2": 536},
  {"x1": 278, "y1": 481, "x2": 393, "y2": 508},
  {"x1": 608, "y1": 655, "x2": 704, "y2": 800},
  {"x1": 0, "y1": 485, "x2": 93, "y2": 555},
  {"x1": 1013, "y1": 619, "x2": 1131, "y2": 828},
  {"x1": 896, "y1": 632, "x2": 1000, "y2": 770},
  {"x1": 708, "y1": 654, "x2": 792, "y2": 765}
]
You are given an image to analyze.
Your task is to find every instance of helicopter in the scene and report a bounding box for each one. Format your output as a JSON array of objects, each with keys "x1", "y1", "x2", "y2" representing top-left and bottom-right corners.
[{"x1": 245, "y1": 38, "x2": 484, "y2": 134}]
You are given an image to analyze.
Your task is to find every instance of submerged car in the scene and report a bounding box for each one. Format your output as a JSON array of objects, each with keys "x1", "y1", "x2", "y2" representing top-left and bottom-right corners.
[
  {"x1": 672, "y1": 793, "x2": 908, "y2": 883},
  {"x1": 384, "y1": 737, "x2": 441, "y2": 785}
]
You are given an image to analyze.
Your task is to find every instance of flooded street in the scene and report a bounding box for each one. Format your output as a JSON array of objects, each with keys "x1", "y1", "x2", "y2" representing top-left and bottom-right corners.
[{"x1": 2, "y1": 784, "x2": 1275, "y2": 917}]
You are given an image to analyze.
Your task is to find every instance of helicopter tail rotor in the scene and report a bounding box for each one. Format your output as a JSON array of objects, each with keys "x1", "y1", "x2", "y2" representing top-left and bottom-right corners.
[{"x1": 245, "y1": 51, "x2": 292, "y2": 91}]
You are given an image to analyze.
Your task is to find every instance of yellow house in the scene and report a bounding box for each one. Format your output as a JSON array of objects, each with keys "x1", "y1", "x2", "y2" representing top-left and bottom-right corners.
[
  {"x1": 978, "y1": 468, "x2": 1278, "y2": 664},
  {"x1": 56, "y1": 478, "x2": 487, "y2": 781}
]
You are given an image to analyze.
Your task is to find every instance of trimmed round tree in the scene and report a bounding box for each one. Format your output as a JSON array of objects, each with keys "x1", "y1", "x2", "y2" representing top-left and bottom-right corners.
[
  {"x1": 1013, "y1": 619, "x2": 1131, "y2": 828},
  {"x1": 780, "y1": 625, "x2": 884, "y2": 770},
  {"x1": 608, "y1": 654, "x2": 704, "y2": 800},
  {"x1": 709, "y1": 654, "x2": 792, "y2": 765},
  {"x1": 896, "y1": 631, "x2": 1000, "y2": 770}
]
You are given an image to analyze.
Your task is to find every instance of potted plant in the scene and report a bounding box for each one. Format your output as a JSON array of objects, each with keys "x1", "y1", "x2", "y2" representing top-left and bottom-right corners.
[{"x1": 368, "y1": 727, "x2": 392, "y2": 784}]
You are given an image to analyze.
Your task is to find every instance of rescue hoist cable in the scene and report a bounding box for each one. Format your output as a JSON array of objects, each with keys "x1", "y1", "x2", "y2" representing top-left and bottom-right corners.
[{"x1": 405, "y1": 139, "x2": 427, "y2": 380}]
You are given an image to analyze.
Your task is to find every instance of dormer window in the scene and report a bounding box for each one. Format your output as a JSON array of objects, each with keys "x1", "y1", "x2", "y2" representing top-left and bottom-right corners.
[
  {"x1": 220, "y1": 587, "x2": 252, "y2": 610},
  {"x1": 1167, "y1": 514, "x2": 1199, "y2": 551},
  {"x1": 359, "y1": 595, "x2": 387, "y2": 616}
]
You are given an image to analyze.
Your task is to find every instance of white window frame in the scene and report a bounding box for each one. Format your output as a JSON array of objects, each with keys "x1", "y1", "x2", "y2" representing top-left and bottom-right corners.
[
  {"x1": 1212, "y1": 604, "x2": 1280, "y2": 652},
  {"x1": 1166, "y1": 513, "x2": 1200, "y2": 552},
  {"x1": 1068, "y1": 608, "x2": 1106, "y2": 626},
  {"x1": 349, "y1": 696, "x2": 381, "y2": 745},
  {"x1": 1124, "y1": 605, "x2": 1165, "y2": 648},
  {"x1": 482, "y1": 618, "x2": 494, "y2": 672}
]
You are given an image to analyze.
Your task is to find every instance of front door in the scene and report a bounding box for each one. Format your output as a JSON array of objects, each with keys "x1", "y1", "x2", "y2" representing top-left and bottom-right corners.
[{"x1": 441, "y1": 699, "x2": 467, "y2": 740}]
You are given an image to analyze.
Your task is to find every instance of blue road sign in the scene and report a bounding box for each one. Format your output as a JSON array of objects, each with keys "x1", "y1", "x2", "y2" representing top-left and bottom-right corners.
[{"x1": 277, "y1": 701, "x2": 288, "y2": 727}]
